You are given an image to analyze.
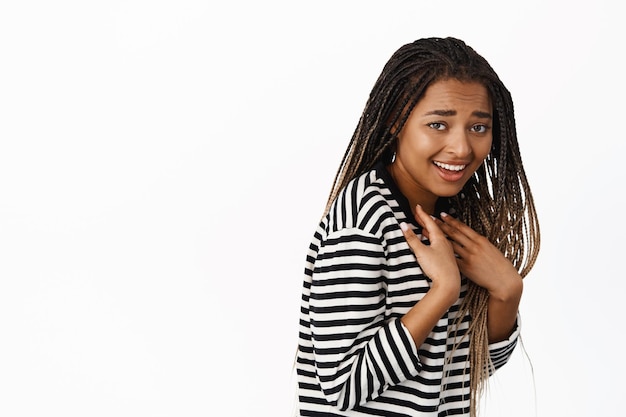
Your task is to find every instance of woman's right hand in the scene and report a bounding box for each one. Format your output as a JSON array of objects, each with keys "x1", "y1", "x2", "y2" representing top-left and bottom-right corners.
[
  {"x1": 398, "y1": 204, "x2": 461, "y2": 344},
  {"x1": 400, "y1": 204, "x2": 461, "y2": 304}
]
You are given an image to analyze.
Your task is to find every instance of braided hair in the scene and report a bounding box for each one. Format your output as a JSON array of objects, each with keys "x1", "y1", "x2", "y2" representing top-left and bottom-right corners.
[{"x1": 325, "y1": 37, "x2": 540, "y2": 417}]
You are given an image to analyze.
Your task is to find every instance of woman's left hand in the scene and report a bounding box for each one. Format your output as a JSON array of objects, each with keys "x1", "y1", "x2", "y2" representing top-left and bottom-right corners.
[
  {"x1": 431, "y1": 212, "x2": 522, "y2": 298},
  {"x1": 425, "y1": 211, "x2": 523, "y2": 342}
]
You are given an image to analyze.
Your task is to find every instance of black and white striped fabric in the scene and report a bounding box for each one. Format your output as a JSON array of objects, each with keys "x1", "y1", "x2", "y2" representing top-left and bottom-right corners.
[{"x1": 296, "y1": 163, "x2": 519, "y2": 416}]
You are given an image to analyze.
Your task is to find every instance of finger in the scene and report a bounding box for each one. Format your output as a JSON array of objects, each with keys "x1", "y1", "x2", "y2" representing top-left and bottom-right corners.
[
  {"x1": 428, "y1": 215, "x2": 463, "y2": 246},
  {"x1": 439, "y1": 212, "x2": 478, "y2": 236},
  {"x1": 412, "y1": 207, "x2": 426, "y2": 229},
  {"x1": 437, "y1": 212, "x2": 474, "y2": 247},
  {"x1": 414, "y1": 205, "x2": 445, "y2": 241},
  {"x1": 400, "y1": 222, "x2": 425, "y2": 253},
  {"x1": 449, "y1": 238, "x2": 469, "y2": 259}
]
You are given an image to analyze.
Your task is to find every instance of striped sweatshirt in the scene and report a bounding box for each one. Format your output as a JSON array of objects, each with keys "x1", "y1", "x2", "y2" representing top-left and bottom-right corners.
[{"x1": 296, "y1": 162, "x2": 519, "y2": 416}]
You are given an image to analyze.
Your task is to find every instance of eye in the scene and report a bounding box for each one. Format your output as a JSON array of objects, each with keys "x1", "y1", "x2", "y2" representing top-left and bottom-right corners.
[
  {"x1": 470, "y1": 124, "x2": 490, "y2": 133},
  {"x1": 428, "y1": 122, "x2": 446, "y2": 131}
]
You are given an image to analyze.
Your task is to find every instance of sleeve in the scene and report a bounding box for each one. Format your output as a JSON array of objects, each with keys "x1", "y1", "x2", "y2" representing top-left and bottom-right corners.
[
  {"x1": 488, "y1": 314, "x2": 521, "y2": 373},
  {"x1": 309, "y1": 227, "x2": 421, "y2": 411}
]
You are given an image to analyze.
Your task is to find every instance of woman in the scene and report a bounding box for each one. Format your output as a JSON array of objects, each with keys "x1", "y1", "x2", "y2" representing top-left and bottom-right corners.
[{"x1": 296, "y1": 37, "x2": 540, "y2": 417}]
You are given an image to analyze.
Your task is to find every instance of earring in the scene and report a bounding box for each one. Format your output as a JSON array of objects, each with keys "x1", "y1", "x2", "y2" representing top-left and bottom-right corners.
[{"x1": 391, "y1": 150, "x2": 396, "y2": 163}]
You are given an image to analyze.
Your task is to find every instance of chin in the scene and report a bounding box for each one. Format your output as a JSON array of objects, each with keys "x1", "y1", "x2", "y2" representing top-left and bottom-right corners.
[{"x1": 434, "y1": 186, "x2": 465, "y2": 198}]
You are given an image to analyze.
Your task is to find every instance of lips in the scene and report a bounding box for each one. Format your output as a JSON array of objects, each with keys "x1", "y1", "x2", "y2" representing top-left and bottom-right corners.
[
  {"x1": 433, "y1": 160, "x2": 468, "y2": 182},
  {"x1": 433, "y1": 161, "x2": 467, "y2": 172}
]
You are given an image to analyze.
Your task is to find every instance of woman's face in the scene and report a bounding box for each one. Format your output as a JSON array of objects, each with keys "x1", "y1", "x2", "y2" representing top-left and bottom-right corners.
[{"x1": 391, "y1": 78, "x2": 493, "y2": 210}]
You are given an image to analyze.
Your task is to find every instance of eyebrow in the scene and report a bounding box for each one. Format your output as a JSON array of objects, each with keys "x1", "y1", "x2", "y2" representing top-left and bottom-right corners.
[{"x1": 424, "y1": 109, "x2": 492, "y2": 119}]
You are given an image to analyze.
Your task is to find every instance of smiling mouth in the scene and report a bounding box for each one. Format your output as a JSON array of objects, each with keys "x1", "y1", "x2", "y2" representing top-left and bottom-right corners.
[{"x1": 433, "y1": 161, "x2": 467, "y2": 172}]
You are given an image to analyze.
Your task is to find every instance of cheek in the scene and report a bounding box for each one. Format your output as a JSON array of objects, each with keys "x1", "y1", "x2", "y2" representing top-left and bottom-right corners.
[
  {"x1": 476, "y1": 137, "x2": 493, "y2": 159},
  {"x1": 397, "y1": 134, "x2": 424, "y2": 158}
]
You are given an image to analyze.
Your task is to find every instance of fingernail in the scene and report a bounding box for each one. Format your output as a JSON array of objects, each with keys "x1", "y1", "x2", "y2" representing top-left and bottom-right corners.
[
  {"x1": 400, "y1": 222, "x2": 409, "y2": 232},
  {"x1": 440, "y1": 212, "x2": 449, "y2": 217}
]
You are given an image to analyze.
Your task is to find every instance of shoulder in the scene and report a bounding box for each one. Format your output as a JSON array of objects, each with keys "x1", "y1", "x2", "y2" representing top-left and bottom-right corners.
[{"x1": 325, "y1": 168, "x2": 396, "y2": 237}]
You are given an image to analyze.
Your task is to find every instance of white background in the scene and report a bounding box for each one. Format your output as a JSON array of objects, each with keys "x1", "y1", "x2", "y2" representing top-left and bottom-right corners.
[{"x1": 1, "y1": 1, "x2": 624, "y2": 416}]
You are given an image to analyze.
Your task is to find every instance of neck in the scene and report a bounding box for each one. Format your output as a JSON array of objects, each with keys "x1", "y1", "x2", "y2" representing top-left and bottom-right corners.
[{"x1": 386, "y1": 163, "x2": 437, "y2": 216}]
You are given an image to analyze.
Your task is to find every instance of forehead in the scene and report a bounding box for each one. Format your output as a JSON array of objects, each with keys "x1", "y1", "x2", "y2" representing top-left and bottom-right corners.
[{"x1": 417, "y1": 79, "x2": 492, "y2": 111}]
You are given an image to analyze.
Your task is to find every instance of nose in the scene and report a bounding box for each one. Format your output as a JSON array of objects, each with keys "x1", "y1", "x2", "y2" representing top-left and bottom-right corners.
[{"x1": 446, "y1": 129, "x2": 472, "y2": 158}]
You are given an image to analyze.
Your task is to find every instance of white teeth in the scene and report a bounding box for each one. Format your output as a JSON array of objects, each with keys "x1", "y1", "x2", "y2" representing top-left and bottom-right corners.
[{"x1": 433, "y1": 161, "x2": 466, "y2": 171}]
